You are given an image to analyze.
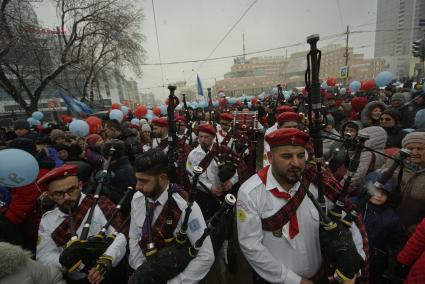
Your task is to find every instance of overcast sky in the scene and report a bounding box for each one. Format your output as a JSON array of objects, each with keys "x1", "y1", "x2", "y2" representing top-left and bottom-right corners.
[{"x1": 33, "y1": 0, "x2": 378, "y2": 100}]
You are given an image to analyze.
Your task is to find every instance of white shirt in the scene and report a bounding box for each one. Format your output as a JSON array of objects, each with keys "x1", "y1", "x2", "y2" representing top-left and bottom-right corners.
[
  {"x1": 152, "y1": 136, "x2": 169, "y2": 153},
  {"x1": 36, "y1": 193, "x2": 127, "y2": 276},
  {"x1": 129, "y1": 189, "x2": 214, "y2": 284},
  {"x1": 236, "y1": 166, "x2": 365, "y2": 284},
  {"x1": 263, "y1": 123, "x2": 278, "y2": 167},
  {"x1": 186, "y1": 144, "x2": 239, "y2": 192}
]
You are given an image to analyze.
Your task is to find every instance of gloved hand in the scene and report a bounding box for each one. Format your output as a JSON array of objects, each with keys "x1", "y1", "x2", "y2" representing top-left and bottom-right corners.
[{"x1": 95, "y1": 254, "x2": 113, "y2": 277}]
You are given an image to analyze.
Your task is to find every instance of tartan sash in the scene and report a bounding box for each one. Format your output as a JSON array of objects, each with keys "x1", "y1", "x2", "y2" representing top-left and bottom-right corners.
[
  {"x1": 198, "y1": 144, "x2": 218, "y2": 173},
  {"x1": 51, "y1": 195, "x2": 124, "y2": 247},
  {"x1": 258, "y1": 165, "x2": 309, "y2": 232},
  {"x1": 157, "y1": 138, "x2": 168, "y2": 150},
  {"x1": 138, "y1": 185, "x2": 188, "y2": 255}
]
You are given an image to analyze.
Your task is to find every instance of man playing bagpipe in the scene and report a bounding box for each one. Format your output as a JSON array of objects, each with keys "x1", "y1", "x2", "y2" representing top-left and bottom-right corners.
[
  {"x1": 36, "y1": 164, "x2": 127, "y2": 284},
  {"x1": 128, "y1": 148, "x2": 214, "y2": 283},
  {"x1": 176, "y1": 115, "x2": 197, "y2": 147},
  {"x1": 151, "y1": 116, "x2": 192, "y2": 190},
  {"x1": 216, "y1": 113, "x2": 234, "y2": 145},
  {"x1": 186, "y1": 123, "x2": 239, "y2": 220},
  {"x1": 237, "y1": 128, "x2": 368, "y2": 284}
]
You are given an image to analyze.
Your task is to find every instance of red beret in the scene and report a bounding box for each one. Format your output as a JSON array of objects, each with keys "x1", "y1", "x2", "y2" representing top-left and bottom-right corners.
[
  {"x1": 197, "y1": 124, "x2": 216, "y2": 136},
  {"x1": 277, "y1": 112, "x2": 301, "y2": 124},
  {"x1": 37, "y1": 164, "x2": 78, "y2": 191},
  {"x1": 219, "y1": 113, "x2": 234, "y2": 121},
  {"x1": 175, "y1": 116, "x2": 187, "y2": 123},
  {"x1": 265, "y1": 128, "x2": 310, "y2": 148},
  {"x1": 152, "y1": 117, "x2": 168, "y2": 127},
  {"x1": 276, "y1": 105, "x2": 295, "y2": 114}
]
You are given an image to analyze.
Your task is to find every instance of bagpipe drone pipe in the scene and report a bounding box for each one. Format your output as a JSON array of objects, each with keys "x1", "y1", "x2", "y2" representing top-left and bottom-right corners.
[{"x1": 304, "y1": 34, "x2": 363, "y2": 283}]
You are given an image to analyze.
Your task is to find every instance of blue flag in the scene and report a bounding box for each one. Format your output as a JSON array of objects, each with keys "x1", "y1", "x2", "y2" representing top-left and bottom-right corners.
[
  {"x1": 58, "y1": 92, "x2": 93, "y2": 116},
  {"x1": 197, "y1": 74, "x2": 204, "y2": 97}
]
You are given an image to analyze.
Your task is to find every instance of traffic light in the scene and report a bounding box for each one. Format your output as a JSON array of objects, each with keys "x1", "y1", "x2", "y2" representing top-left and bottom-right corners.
[{"x1": 412, "y1": 39, "x2": 425, "y2": 58}]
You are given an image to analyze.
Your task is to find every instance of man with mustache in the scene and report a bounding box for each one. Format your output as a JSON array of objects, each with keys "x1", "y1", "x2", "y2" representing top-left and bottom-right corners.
[
  {"x1": 36, "y1": 164, "x2": 127, "y2": 284},
  {"x1": 237, "y1": 128, "x2": 366, "y2": 284}
]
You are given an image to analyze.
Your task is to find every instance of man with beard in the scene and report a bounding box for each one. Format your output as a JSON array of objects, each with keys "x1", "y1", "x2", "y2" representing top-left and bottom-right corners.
[
  {"x1": 216, "y1": 113, "x2": 233, "y2": 145},
  {"x1": 128, "y1": 148, "x2": 214, "y2": 283},
  {"x1": 186, "y1": 124, "x2": 238, "y2": 219},
  {"x1": 151, "y1": 117, "x2": 169, "y2": 151},
  {"x1": 237, "y1": 128, "x2": 366, "y2": 284},
  {"x1": 36, "y1": 164, "x2": 127, "y2": 284}
]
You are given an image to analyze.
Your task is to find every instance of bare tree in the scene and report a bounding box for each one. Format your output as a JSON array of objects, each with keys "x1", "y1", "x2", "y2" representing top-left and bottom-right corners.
[{"x1": 0, "y1": 0, "x2": 145, "y2": 114}]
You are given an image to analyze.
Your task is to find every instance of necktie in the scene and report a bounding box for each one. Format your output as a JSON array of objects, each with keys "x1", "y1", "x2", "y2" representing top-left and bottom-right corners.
[
  {"x1": 270, "y1": 188, "x2": 299, "y2": 239},
  {"x1": 142, "y1": 201, "x2": 160, "y2": 236}
]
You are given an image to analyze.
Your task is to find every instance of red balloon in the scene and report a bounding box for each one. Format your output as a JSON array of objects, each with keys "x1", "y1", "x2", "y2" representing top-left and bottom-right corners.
[
  {"x1": 252, "y1": 97, "x2": 258, "y2": 104},
  {"x1": 60, "y1": 114, "x2": 73, "y2": 124},
  {"x1": 362, "y1": 79, "x2": 375, "y2": 91},
  {"x1": 152, "y1": 106, "x2": 161, "y2": 116},
  {"x1": 134, "y1": 105, "x2": 147, "y2": 118},
  {"x1": 111, "y1": 103, "x2": 121, "y2": 110},
  {"x1": 86, "y1": 116, "x2": 102, "y2": 134},
  {"x1": 326, "y1": 78, "x2": 337, "y2": 87}
]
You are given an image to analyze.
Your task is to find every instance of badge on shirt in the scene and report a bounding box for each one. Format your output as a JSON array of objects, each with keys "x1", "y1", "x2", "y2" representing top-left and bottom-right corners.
[
  {"x1": 37, "y1": 235, "x2": 43, "y2": 245},
  {"x1": 237, "y1": 208, "x2": 247, "y2": 223},
  {"x1": 189, "y1": 218, "x2": 201, "y2": 232},
  {"x1": 272, "y1": 228, "x2": 283, "y2": 238}
]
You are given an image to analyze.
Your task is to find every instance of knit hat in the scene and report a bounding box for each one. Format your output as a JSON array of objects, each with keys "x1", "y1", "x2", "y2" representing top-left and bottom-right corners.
[
  {"x1": 50, "y1": 129, "x2": 65, "y2": 142},
  {"x1": 391, "y1": 93, "x2": 406, "y2": 104},
  {"x1": 414, "y1": 109, "x2": 425, "y2": 129},
  {"x1": 141, "y1": 124, "x2": 151, "y2": 132},
  {"x1": 85, "y1": 134, "x2": 102, "y2": 147},
  {"x1": 13, "y1": 119, "x2": 30, "y2": 131},
  {"x1": 402, "y1": 132, "x2": 425, "y2": 148}
]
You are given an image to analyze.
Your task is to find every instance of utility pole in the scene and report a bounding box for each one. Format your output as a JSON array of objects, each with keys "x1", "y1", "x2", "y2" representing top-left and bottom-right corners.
[
  {"x1": 343, "y1": 25, "x2": 350, "y2": 86},
  {"x1": 242, "y1": 32, "x2": 246, "y2": 63}
]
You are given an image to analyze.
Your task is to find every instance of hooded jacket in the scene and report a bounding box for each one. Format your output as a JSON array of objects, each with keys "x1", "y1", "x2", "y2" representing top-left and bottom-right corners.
[
  {"x1": 0, "y1": 242, "x2": 65, "y2": 284},
  {"x1": 349, "y1": 126, "x2": 388, "y2": 188},
  {"x1": 360, "y1": 101, "x2": 387, "y2": 127}
]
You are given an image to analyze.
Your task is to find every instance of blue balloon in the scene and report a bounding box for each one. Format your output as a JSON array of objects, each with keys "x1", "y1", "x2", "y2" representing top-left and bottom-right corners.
[
  {"x1": 147, "y1": 109, "x2": 153, "y2": 116},
  {"x1": 121, "y1": 106, "x2": 129, "y2": 115},
  {"x1": 0, "y1": 149, "x2": 39, "y2": 188},
  {"x1": 32, "y1": 111, "x2": 44, "y2": 121},
  {"x1": 160, "y1": 105, "x2": 167, "y2": 115},
  {"x1": 213, "y1": 101, "x2": 219, "y2": 107},
  {"x1": 258, "y1": 93, "x2": 265, "y2": 100},
  {"x1": 272, "y1": 87, "x2": 278, "y2": 94},
  {"x1": 340, "y1": 88, "x2": 346, "y2": 95},
  {"x1": 145, "y1": 113, "x2": 154, "y2": 120},
  {"x1": 109, "y1": 109, "x2": 124, "y2": 122},
  {"x1": 27, "y1": 117, "x2": 41, "y2": 126},
  {"x1": 69, "y1": 119, "x2": 89, "y2": 137},
  {"x1": 247, "y1": 102, "x2": 252, "y2": 108},
  {"x1": 130, "y1": 118, "x2": 140, "y2": 126},
  {"x1": 283, "y1": 91, "x2": 291, "y2": 100},
  {"x1": 375, "y1": 71, "x2": 393, "y2": 87},
  {"x1": 228, "y1": 98, "x2": 237, "y2": 105},
  {"x1": 321, "y1": 81, "x2": 328, "y2": 89},
  {"x1": 349, "y1": 81, "x2": 361, "y2": 92}
]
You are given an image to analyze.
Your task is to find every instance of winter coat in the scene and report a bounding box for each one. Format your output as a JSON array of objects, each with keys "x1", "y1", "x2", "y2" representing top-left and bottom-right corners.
[
  {"x1": 384, "y1": 126, "x2": 407, "y2": 148},
  {"x1": 349, "y1": 126, "x2": 387, "y2": 188},
  {"x1": 0, "y1": 242, "x2": 65, "y2": 284},
  {"x1": 322, "y1": 128, "x2": 340, "y2": 157},
  {"x1": 394, "y1": 162, "x2": 425, "y2": 233},
  {"x1": 397, "y1": 218, "x2": 425, "y2": 284},
  {"x1": 121, "y1": 128, "x2": 141, "y2": 164},
  {"x1": 360, "y1": 101, "x2": 387, "y2": 127},
  {"x1": 353, "y1": 172, "x2": 407, "y2": 281},
  {"x1": 85, "y1": 145, "x2": 103, "y2": 173}
]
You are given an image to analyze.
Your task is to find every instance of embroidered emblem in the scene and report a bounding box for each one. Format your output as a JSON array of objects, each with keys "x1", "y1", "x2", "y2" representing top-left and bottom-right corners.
[{"x1": 237, "y1": 208, "x2": 247, "y2": 222}]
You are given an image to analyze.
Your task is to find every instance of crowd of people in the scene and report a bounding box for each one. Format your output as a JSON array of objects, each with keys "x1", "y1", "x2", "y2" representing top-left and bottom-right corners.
[{"x1": 0, "y1": 80, "x2": 425, "y2": 284}]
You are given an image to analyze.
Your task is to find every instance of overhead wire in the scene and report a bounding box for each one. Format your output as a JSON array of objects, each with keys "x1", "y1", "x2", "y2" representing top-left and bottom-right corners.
[{"x1": 151, "y1": 0, "x2": 166, "y2": 93}]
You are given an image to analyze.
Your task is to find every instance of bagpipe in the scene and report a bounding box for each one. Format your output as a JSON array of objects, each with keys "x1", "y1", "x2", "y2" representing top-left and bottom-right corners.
[
  {"x1": 59, "y1": 146, "x2": 130, "y2": 274},
  {"x1": 303, "y1": 34, "x2": 364, "y2": 283},
  {"x1": 182, "y1": 93, "x2": 194, "y2": 145},
  {"x1": 216, "y1": 111, "x2": 259, "y2": 184}
]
